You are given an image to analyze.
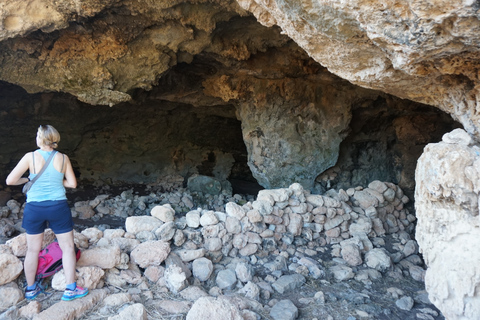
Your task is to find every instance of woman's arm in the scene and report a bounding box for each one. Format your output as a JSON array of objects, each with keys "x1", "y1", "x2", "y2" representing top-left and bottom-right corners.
[
  {"x1": 63, "y1": 155, "x2": 77, "y2": 189},
  {"x1": 6, "y1": 153, "x2": 31, "y2": 185}
]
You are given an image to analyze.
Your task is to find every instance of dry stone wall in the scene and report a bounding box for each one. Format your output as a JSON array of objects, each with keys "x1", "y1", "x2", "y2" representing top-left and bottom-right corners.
[{"x1": 0, "y1": 180, "x2": 430, "y2": 319}]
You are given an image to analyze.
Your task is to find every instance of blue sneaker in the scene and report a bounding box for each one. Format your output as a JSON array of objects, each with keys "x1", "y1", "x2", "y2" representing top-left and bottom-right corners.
[
  {"x1": 61, "y1": 286, "x2": 89, "y2": 301},
  {"x1": 25, "y1": 285, "x2": 42, "y2": 300}
]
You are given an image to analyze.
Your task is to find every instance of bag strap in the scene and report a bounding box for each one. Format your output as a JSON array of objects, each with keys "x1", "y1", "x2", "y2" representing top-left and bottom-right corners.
[{"x1": 29, "y1": 151, "x2": 57, "y2": 186}]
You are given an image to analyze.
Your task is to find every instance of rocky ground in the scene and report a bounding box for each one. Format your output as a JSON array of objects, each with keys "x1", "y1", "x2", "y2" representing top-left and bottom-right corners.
[{"x1": 0, "y1": 179, "x2": 445, "y2": 320}]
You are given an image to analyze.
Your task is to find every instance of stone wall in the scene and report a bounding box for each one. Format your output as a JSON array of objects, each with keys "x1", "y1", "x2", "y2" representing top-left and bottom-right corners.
[{"x1": 0, "y1": 181, "x2": 427, "y2": 319}]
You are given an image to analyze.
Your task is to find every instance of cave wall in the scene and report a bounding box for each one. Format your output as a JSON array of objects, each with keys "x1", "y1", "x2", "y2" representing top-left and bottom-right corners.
[{"x1": 0, "y1": 80, "x2": 249, "y2": 189}]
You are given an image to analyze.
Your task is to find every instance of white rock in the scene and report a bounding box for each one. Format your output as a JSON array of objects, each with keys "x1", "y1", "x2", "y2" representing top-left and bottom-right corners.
[
  {"x1": 125, "y1": 216, "x2": 163, "y2": 234},
  {"x1": 200, "y1": 211, "x2": 219, "y2": 226},
  {"x1": 103, "y1": 229, "x2": 126, "y2": 239},
  {"x1": 416, "y1": 139, "x2": 480, "y2": 320},
  {"x1": 130, "y1": 240, "x2": 170, "y2": 268},
  {"x1": 287, "y1": 212, "x2": 303, "y2": 236},
  {"x1": 204, "y1": 238, "x2": 222, "y2": 252},
  {"x1": 77, "y1": 245, "x2": 122, "y2": 269},
  {"x1": 52, "y1": 266, "x2": 105, "y2": 290},
  {"x1": 192, "y1": 257, "x2": 214, "y2": 281},
  {"x1": 235, "y1": 262, "x2": 254, "y2": 283},
  {"x1": 442, "y1": 128, "x2": 473, "y2": 145},
  {"x1": 225, "y1": 202, "x2": 246, "y2": 220},
  {"x1": 330, "y1": 264, "x2": 355, "y2": 281},
  {"x1": 257, "y1": 188, "x2": 292, "y2": 204},
  {"x1": 252, "y1": 199, "x2": 273, "y2": 216},
  {"x1": 186, "y1": 211, "x2": 201, "y2": 228},
  {"x1": 175, "y1": 248, "x2": 206, "y2": 262},
  {"x1": 237, "y1": 281, "x2": 260, "y2": 300},
  {"x1": 368, "y1": 180, "x2": 388, "y2": 194},
  {"x1": 340, "y1": 244, "x2": 362, "y2": 267},
  {"x1": 365, "y1": 248, "x2": 392, "y2": 271},
  {"x1": 186, "y1": 296, "x2": 243, "y2": 320},
  {"x1": 164, "y1": 265, "x2": 188, "y2": 294},
  {"x1": 305, "y1": 195, "x2": 324, "y2": 207},
  {"x1": 150, "y1": 204, "x2": 175, "y2": 222},
  {"x1": 108, "y1": 303, "x2": 147, "y2": 320},
  {"x1": 216, "y1": 269, "x2": 237, "y2": 290}
]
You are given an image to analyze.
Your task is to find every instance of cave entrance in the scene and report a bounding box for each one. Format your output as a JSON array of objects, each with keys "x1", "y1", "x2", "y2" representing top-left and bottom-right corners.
[{"x1": 0, "y1": 80, "x2": 261, "y2": 197}]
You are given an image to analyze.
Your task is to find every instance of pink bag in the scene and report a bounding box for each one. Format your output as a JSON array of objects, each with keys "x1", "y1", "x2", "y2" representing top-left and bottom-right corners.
[{"x1": 35, "y1": 241, "x2": 81, "y2": 280}]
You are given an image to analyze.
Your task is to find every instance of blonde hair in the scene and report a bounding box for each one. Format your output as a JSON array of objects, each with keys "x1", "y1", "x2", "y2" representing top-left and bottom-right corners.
[{"x1": 37, "y1": 125, "x2": 60, "y2": 148}]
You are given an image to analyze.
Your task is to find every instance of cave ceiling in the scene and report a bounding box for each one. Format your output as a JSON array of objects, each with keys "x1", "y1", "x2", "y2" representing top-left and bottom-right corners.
[
  {"x1": 2, "y1": 1, "x2": 479, "y2": 131},
  {"x1": 2, "y1": 0, "x2": 479, "y2": 129}
]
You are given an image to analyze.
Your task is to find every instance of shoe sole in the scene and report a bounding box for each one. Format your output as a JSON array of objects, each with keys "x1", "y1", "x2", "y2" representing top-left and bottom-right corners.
[{"x1": 61, "y1": 291, "x2": 88, "y2": 301}]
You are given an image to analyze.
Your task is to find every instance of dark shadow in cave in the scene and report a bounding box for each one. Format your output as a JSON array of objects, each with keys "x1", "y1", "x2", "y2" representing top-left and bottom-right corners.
[
  {"x1": 315, "y1": 95, "x2": 462, "y2": 202},
  {"x1": 0, "y1": 80, "x2": 262, "y2": 200}
]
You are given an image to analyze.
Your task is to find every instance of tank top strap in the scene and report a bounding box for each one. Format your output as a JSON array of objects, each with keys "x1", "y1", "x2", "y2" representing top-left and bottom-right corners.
[{"x1": 32, "y1": 152, "x2": 36, "y2": 174}]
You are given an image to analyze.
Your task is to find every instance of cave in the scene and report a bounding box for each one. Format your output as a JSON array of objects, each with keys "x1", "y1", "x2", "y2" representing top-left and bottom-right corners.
[
  {"x1": 0, "y1": 77, "x2": 460, "y2": 201},
  {"x1": 1, "y1": 1, "x2": 479, "y2": 319}
]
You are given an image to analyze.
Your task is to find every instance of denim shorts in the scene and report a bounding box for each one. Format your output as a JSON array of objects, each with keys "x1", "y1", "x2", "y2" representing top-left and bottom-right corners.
[{"x1": 23, "y1": 200, "x2": 73, "y2": 235}]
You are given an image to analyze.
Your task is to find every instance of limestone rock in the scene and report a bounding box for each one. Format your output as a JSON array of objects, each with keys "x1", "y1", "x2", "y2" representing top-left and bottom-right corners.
[
  {"x1": 130, "y1": 240, "x2": 170, "y2": 268},
  {"x1": 52, "y1": 266, "x2": 105, "y2": 291},
  {"x1": 107, "y1": 303, "x2": 147, "y2": 320},
  {"x1": 186, "y1": 296, "x2": 243, "y2": 320},
  {"x1": 32, "y1": 289, "x2": 108, "y2": 320},
  {"x1": 192, "y1": 257, "x2": 214, "y2": 282},
  {"x1": 365, "y1": 248, "x2": 392, "y2": 272},
  {"x1": 0, "y1": 283, "x2": 23, "y2": 309},
  {"x1": 18, "y1": 301, "x2": 41, "y2": 319},
  {"x1": 125, "y1": 216, "x2": 163, "y2": 234},
  {"x1": 151, "y1": 204, "x2": 175, "y2": 222},
  {"x1": 77, "y1": 245, "x2": 121, "y2": 269},
  {"x1": 164, "y1": 265, "x2": 188, "y2": 294},
  {"x1": 216, "y1": 269, "x2": 237, "y2": 290},
  {"x1": 269, "y1": 299, "x2": 298, "y2": 320},
  {"x1": 0, "y1": 253, "x2": 23, "y2": 285},
  {"x1": 415, "y1": 136, "x2": 480, "y2": 320}
]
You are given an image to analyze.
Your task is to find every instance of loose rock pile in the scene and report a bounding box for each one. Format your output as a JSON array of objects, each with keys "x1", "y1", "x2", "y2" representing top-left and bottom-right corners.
[{"x1": 0, "y1": 181, "x2": 443, "y2": 319}]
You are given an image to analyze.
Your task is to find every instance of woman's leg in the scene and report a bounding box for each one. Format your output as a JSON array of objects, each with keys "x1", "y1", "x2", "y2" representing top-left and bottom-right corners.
[
  {"x1": 25, "y1": 233, "x2": 44, "y2": 286},
  {"x1": 56, "y1": 231, "x2": 76, "y2": 285}
]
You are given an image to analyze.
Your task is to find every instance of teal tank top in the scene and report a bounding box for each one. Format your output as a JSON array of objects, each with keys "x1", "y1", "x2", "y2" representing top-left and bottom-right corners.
[{"x1": 27, "y1": 150, "x2": 67, "y2": 203}]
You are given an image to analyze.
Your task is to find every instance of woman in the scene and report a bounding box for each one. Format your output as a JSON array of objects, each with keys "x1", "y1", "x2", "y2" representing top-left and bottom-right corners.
[{"x1": 6, "y1": 125, "x2": 88, "y2": 301}]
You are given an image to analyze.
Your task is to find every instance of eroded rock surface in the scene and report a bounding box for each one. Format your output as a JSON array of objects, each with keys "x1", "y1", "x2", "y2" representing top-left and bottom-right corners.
[
  {"x1": 415, "y1": 129, "x2": 480, "y2": 319},
  {"x1": 238, "y1": 0, "x2": 480, "y2": 140}
]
